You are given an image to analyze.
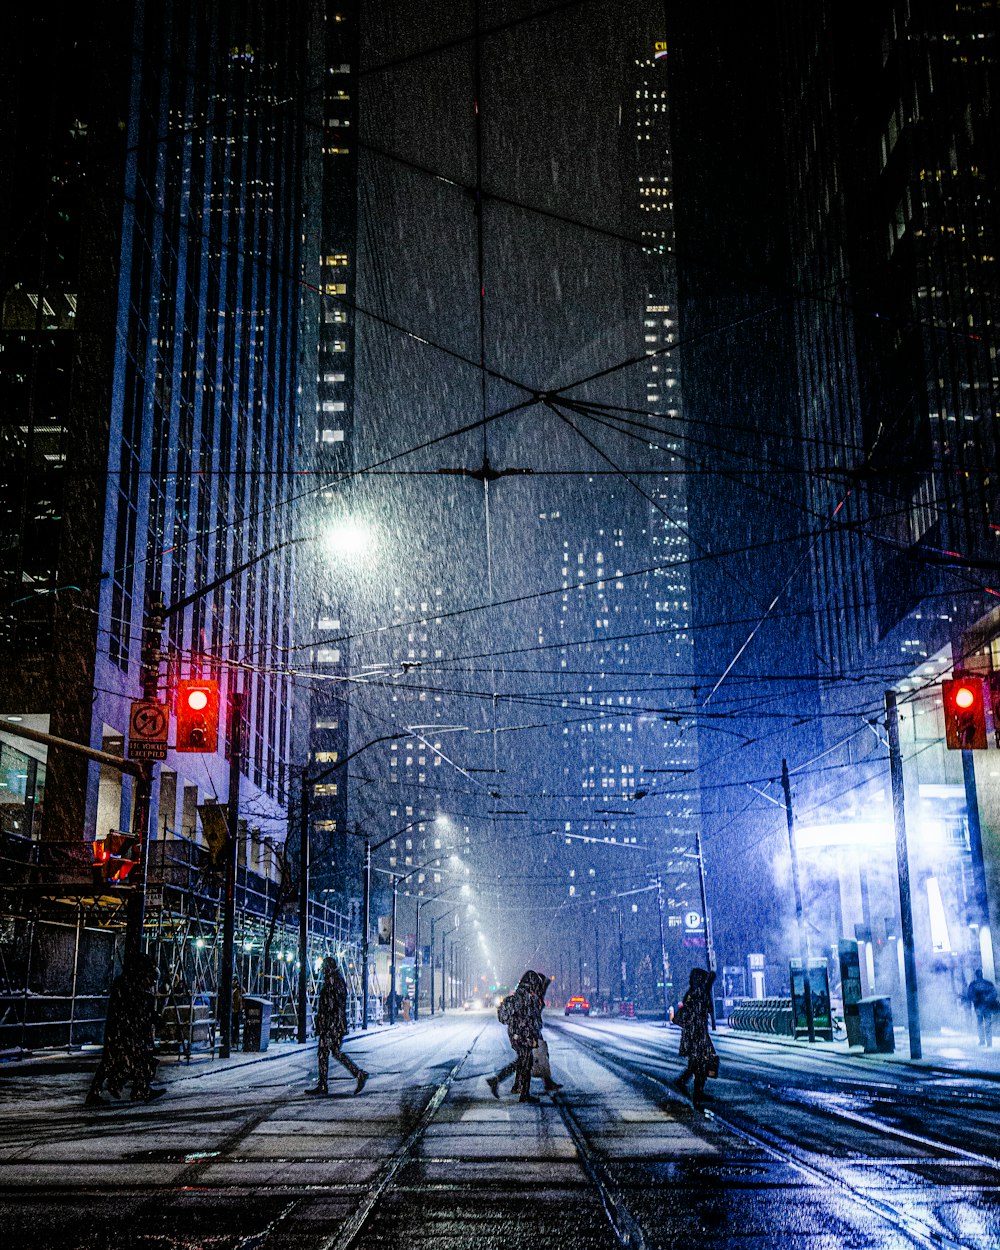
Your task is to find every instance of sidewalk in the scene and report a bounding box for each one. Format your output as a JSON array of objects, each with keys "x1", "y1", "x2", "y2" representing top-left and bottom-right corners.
[
  {"x1": 719, "y1": 1021, "x2": 1000, "y2": 1080},
  {"x1": 0, "y1": 1019, "x2": 402, "y2": 1083}
]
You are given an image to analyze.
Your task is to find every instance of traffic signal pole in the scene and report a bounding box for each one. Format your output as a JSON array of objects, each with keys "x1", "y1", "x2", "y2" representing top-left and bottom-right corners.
[
  {"x1": 125, "y1": 601, "x2": 165, "y2": 957},
  {"x1": 219, "y1": 691, "x2": 243, "y2": 1059},
  {"x1": 362, "y1": 837, "x2": 371, "y2": 1029},
  {"x1": 389, "y1": 875, "x2": 398, "y2": 1025},
  {"x1": 297, "y1": 771, "x2": 311, "y2": 1046},
  {"x1": 884, "y1": 691, "x2": 922, "y2": 1059}
]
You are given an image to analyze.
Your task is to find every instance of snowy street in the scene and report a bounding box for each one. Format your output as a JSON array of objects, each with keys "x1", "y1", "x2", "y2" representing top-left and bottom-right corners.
[{"x1": 3, "y1": 1013, "x2": 1000, "y2": 1249}]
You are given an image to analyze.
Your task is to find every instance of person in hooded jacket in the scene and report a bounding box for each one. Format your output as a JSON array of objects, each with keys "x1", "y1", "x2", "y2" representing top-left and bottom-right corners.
[
  {"x1": 306, "y1": 957, "x2": 368, "y2": 1095},
  {"x1": 85, "y1": 953, "x2": 163, "y2": 1106},
  {"x1": 673, "y1": 967, "x2": 718, "y2": 1107},
  {"x1": 486, "y1": 970, "x2": 555, "y2": 1103}
]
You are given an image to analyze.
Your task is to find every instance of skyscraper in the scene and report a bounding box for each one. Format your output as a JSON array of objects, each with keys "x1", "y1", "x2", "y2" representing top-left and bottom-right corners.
[
  {"x1": 0, "y1": 2, "x2": 311, "y2": 852},
  {"x1": 300, "y1": 1, "x2": 362, "y2": 902},
  {"x1": 778, "y1": 0, "x2": 1000, "y2": 992}
]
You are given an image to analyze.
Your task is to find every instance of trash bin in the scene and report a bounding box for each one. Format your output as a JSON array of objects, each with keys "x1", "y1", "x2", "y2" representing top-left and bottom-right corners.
[
  {"x1": 242, "y1": 996, "x2": 272, "y2": 1052},
  {"x1": 857, "y1": 996, "x2": 894, "y2": 1053}
]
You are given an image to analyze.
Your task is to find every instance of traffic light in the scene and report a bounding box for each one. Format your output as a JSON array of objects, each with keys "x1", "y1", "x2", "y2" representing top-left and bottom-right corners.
[
  {"x1": 176, "y1": 679, "x2": 220, "y2": 753},
  {"x1": 93, "y1": 833, "x2": 141, "y2": 883},
  {"x1": 942, "y1": 676, "x2": 988, "y2": 750}
]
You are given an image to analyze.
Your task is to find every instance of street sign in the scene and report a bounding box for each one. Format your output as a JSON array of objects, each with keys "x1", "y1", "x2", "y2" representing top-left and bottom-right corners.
[{"x1": 128, "y1": 700, "x2": 169, "y2": 760}]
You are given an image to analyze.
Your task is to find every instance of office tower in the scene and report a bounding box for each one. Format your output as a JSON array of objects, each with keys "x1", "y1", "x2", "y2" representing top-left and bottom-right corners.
[
  {"x1": 0, "y1": 2, "x2": 311, "y2": 850},
  {"x1": 778, "y1": 0, "x2": 1000, "y2": 989},
  {"x1": 301, "y1": 1, "x2": 361, "y2": 901}
]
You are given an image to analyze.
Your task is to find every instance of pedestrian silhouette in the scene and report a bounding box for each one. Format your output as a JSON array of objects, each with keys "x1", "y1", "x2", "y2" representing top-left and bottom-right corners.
[
  {"x1": 964, "y1": 967, "x2": 998, "y2": 1048},
  {"x1": 487, "y1": 970, "x2": 557, "y2": 1103},
  {"x1": 86, "y1": 953, "x2": 163, "y2": 1106},
  {"x1": 307, "y1": 957, "x2": 368, "y2": 1095},
  {"x1": 673, "y1": 967, "x2": 718, "y2": 1107}
]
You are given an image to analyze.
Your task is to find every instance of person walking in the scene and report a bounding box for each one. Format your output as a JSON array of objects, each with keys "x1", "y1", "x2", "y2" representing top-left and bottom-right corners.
[
  {"x1": 964, "y1": 968, "x2": 998, "y2": 1048},
  {"x1": 487, "y1": 970, "x2": 554, "y2": 1103},
  {"x1": 306, "y1": 957, "x2": 368, "y2": 1095},
  {"x1": 85, "y1": 953, "x2": 163, "y2": 1106},
  {"x1": 673, "y1": 967, "x2": 718, "y2": 1108},
  {"x1": 231, "y1": 977, "x2": 243, "y2": 1049}
]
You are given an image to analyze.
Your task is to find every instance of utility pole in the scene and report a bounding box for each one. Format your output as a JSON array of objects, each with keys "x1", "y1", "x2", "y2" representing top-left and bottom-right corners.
[
  {"x1": 219, "y1": 691, "x2": 243, "y2": 1058},
  {"x1": 617, "y1": 905, "x2": 626, "y2": 1004},
  {"x1": 781, "y1": 759, "x2": 815, "y2": 1044},
  {"x1": 594, "y1": 911, "x2": 601, "y2": 1004},
  {"x1": 655, "y1": 876, "x2": 670, "y2": 1024},
  {"x1": 430, "y1": 915, "x2": 437, "y2": 1016},
  {"x1": 962, "y1": 750, "x2": 992, "y2": 973},
  {"x1": 694, "y1": 824, "x2": 713, "y2": 976},
  {"x1": 885, "y1": 691, "x2": 922, "y2": 1059},
  {"x1": 125, "y1": 599, "x2": 166, "y2": 956},
  {"x1": 297, "y1": 769, "x2": 310, "y2": 1046},
  {"x1": 389, "y1": 874, "x2": 398, "y2": 1025},
  {"x1": 362, "y1": 837, "x2": 371, "y2": 1029},
  {"x1": 414, "y1": 900, "x2": 425, "y2": 1021},
  {"x1": 444, "y1": 936, "x2": 450, "y2": 1010}
]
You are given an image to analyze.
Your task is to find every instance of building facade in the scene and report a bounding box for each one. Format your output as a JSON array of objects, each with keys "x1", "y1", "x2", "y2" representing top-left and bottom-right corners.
[
  {"x1": 0, "y1": 1, "x2": 311, "y2": 858},
  {"x1": 778, "y1": 0, "x2": 1000, "y2": 1019}
]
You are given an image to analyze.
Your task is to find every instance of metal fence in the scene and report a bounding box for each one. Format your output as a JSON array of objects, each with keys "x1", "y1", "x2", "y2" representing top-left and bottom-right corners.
[{"x1": 0, "y1": 829, "x2": 379, "y2": 1054}]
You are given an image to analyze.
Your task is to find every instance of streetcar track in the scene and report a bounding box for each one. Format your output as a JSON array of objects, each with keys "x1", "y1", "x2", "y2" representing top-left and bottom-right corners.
[
  {"x1": 551, "y1": 1020, "x2": 985, "y2": 1250},
  {"x1": 703, "y1": 1109, "x2": 968, "y2": 1250},
  {"x1": 563, "y1": 1018, "x2": 1000, "y2": 1162},
  {"x1": 549, "y1": 1091, "x2": 649, "y2": 1250},
  {"x1": 309, "y1": 1023, "x2": 488, "y2": 1250},
  {"x1": 580, "y1": 1019, "x2": 1000, "y2": 1106}
]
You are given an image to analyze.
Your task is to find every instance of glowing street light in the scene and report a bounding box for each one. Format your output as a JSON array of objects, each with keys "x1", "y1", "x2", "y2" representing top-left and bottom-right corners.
[{"x1": 323, "y1": 517, "x2": 373, "y2": 561}]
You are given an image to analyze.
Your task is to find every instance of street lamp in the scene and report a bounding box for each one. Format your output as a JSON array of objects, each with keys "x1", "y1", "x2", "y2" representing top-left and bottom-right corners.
[
  {"x1": 296, "y1": 734, "x2": 406, "y2": 1044},
  {"x1": 430, "y1": 904, "x2": 461, "y2": 1015},
  {"x1": 348, "y1": 816, "x2": 427, "y2": 1031},
  {"x1": 374, "y1": 852, "x2": 460, "y2": 1024},
  {"x1": 404, "y1": 881, "x2": 470, "y2": 1020}
]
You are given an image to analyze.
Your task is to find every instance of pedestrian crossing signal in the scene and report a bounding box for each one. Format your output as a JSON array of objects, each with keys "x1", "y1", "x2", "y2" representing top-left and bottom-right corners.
[
  {"x1": 176, "y1": 679, "x2": 220, "y2": 753},
  {"x1": 942, "y1": 676, "x2": 988, "y2": 750},
  {"x1": 93, "y1": 833, "x2": 141, "y2": 883}
]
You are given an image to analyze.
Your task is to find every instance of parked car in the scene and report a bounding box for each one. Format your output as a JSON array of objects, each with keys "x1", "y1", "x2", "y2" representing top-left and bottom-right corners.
[{"x1": 564, "y1": 995, "x2": 591, "y2": 1016}]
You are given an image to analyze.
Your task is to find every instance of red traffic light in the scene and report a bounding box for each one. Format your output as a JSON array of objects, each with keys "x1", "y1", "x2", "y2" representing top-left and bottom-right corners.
[
  {"x1": 93, "y1": 834, "x2": 140, "y2": 883},
  {"x1": 176, "y1": 679, "x2": 220, "y2": 753},
  {"x1": 942, "y1": 676, "x2": 988, "y2": 750}
]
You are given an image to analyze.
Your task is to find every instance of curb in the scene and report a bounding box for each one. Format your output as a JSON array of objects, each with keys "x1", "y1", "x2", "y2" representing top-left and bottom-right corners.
[
  {"x1": 0, "y1": 1019, "x2": 408, "y2": 1083},
  {"x1": 718, "y1": 1023, "x2": 1000, "y2": 1082}
]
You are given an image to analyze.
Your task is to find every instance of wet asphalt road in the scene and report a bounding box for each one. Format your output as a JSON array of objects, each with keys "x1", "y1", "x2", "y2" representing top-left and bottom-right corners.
[{"x1": 2, "y1": 1012, "x2": 999, "y2": 1248}]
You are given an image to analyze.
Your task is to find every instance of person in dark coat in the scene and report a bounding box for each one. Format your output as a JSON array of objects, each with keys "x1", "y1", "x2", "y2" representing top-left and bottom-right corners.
[
  {"x1": 306, "y1": 957, "x2": 368, "y2": 1095},
  {"x1": 964, "y1": 968, "x2": 998, "y2": 1047},
  {"x1": 673, "y1": 967, "x2": 717, "y2": 1106},
  {"x1": 86, "y1": 953, "x2": 163, "y2": 1106},
  {"x1": 486, "y1": 970, "x2": 550, "y2": 1103},
  {"x1": 231, "y1": 977, "x2": 243, "y2": 1048}
]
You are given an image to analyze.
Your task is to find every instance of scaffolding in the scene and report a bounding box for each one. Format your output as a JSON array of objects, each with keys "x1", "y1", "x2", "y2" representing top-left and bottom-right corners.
[{"x1": 0, "y1": 829, "x2": 381, "y2": 1054}]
